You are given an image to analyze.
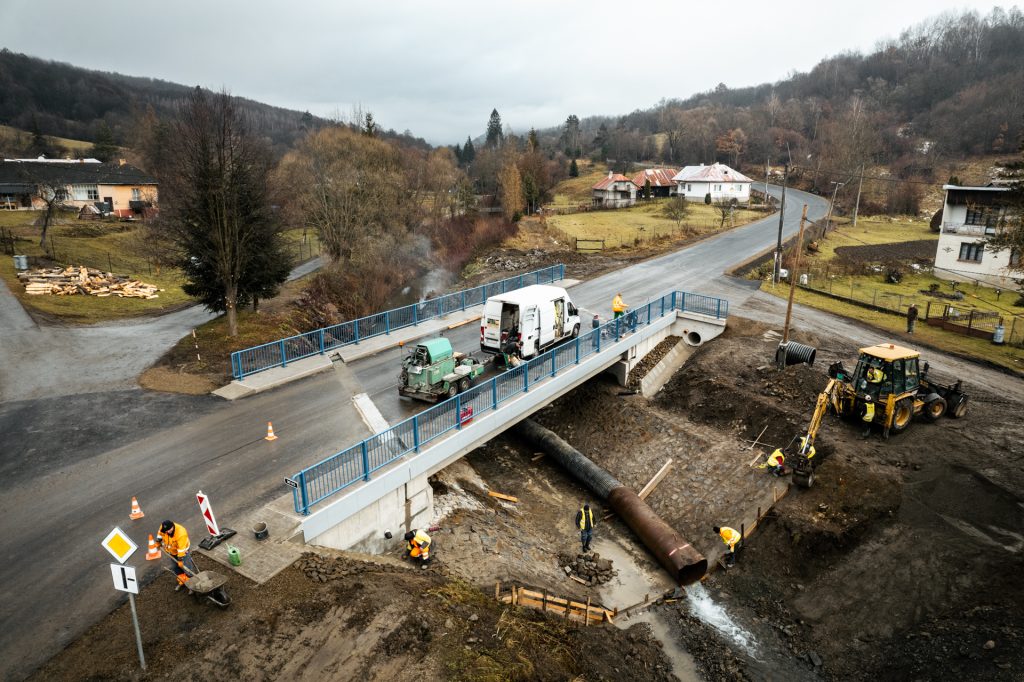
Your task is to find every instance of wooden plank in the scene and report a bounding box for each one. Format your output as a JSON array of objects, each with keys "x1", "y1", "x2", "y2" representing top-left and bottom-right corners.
[
  {"x1": 585, "y1": 597, "x2": 591, "y2": 627},
  {"x1": 745, "y1": 425, "x2": 769, "y2": 450},
  {"x1": 495, "y1": 581, "x2": 501, "y2": 600},
  {"x1": 638, "y1": 459, "x2": 674, "y2": 500},
  {"x1": 530, "y1": 453, "x2": 545, "y2": 461},
  {"x1": 488, "y1": 491, "x2": 519, "y2": 503},
  {"x1": 569, "y1": 575, "x2": 588, "y2": 585}
]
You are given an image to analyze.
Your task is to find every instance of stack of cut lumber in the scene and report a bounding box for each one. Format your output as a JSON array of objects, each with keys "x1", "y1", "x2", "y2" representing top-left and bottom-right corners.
[{"x1": 16, "y1": 266, "x2": 161, "y2": 299}]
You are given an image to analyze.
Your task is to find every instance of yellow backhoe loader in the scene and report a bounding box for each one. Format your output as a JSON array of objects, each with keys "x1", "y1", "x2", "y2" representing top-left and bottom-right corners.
[{"x1": 790, "y1": 343, "x2": 968, "y2": 488}]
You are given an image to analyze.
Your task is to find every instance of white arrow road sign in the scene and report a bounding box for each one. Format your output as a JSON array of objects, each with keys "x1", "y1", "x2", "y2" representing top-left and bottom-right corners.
[{"x1": 110, "y1": 564, "x2": 139, "y2": 594}]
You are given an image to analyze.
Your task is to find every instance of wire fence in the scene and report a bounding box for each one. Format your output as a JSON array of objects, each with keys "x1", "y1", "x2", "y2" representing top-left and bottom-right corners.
[{"x1": 288, "y1": 288, "x2": 729, "y2": 515}]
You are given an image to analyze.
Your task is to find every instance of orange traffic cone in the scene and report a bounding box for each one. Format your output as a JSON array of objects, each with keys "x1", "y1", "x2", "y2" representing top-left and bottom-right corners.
[
  {"x1": 146, "y1": 534, "x2": 161, "y2": 561},
  {"x1": 129, "y1": 496, "x2": 145, "y2": 520},
  {"x1": 265, "y1": 421, "x2": 278, "y2": 441}
]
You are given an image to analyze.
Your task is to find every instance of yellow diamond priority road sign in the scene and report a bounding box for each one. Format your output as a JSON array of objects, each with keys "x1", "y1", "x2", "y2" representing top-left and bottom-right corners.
[{"x1": 101, "y1": 527, "x2": 138, "y2": 564}]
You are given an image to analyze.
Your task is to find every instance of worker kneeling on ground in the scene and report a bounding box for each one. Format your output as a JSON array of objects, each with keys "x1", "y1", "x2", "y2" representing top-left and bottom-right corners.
[
  {"x1": 404, "y1": 529, "x2": 432, "y2": 569},
  {"x1": 766, "y1": 448, "x2": 787, "y2": 476},
  {"x1": 713, "y1": 525, "x2": 742, "y2": 566},
  {"x1": 158, "y1": 520, "x2": 198, "y2": 591}
]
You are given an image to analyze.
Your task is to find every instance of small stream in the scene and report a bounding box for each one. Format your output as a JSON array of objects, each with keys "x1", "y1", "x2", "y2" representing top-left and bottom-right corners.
[{"x1": 684, "y1": 582, "x2": 760, "y2": 657}]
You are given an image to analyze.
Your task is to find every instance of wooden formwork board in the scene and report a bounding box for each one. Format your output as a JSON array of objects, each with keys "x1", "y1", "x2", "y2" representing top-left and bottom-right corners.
[{"x1": 496, "y1": 583, "x2": 613, "y2": 625}]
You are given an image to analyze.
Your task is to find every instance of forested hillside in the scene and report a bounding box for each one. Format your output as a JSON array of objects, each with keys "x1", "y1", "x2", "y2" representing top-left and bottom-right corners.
[
  {"x1": 542, "y1": 8, "x2": 1024, "y2": 185},
  {"x1": 0, "y1": 49, "x2": 429, "y2": 157}
]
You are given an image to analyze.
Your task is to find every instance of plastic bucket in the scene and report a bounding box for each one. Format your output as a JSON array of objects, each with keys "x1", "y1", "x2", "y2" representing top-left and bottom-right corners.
[
  {"x1": 13, "y1": 255, "x2": 28, "y2": 270},
  {"x1": 253, "y1": 522, "x2": 269, "y2": 541}
]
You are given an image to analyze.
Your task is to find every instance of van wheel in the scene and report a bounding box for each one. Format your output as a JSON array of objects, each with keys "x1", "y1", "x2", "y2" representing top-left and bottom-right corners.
[
  {"x1": 571, "y1": 324, "x2": 580, "y2": 339},
  {"x1": 534, "y1": 341, "x2": 540, "y2": 356}
]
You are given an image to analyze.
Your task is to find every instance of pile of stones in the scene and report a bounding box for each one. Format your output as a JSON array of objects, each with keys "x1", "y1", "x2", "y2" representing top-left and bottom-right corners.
[{"x1": 558, "y1": 552, "x2": 617, "y2": 585}]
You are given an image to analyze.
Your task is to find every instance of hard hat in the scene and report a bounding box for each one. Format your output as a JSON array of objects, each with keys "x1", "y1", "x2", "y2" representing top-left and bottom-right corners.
[{"x1": 864, "y1": 394, "x2": 872, "y2": 402}]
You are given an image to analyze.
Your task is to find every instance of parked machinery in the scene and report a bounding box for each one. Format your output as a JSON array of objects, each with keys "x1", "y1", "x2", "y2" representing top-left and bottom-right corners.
[
  {"x1": 790, "y1": 343, "x2": 968, "y2": 487},
  {"x1": 399, "y1": 337, "x2": 485, "y2": 402}
]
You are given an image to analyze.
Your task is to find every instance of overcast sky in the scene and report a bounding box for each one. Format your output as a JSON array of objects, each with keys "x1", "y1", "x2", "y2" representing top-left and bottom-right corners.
[{"x1": 1, "y1": 1, "x2": 1010, "y2": 144}]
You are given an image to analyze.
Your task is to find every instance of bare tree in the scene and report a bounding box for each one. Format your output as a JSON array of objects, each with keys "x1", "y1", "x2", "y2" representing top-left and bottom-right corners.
[
  {"x1": 714, "y1": 199, "x2": 735, "y2": 228},
  {"x1": 661, "y1": 195, "x2": 689, "y2": 230}
]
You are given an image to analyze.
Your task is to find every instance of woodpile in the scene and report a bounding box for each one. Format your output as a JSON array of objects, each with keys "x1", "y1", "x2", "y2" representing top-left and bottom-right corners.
[{"x1": 16, "y1": 266, "x2": 161, "y2": 299}]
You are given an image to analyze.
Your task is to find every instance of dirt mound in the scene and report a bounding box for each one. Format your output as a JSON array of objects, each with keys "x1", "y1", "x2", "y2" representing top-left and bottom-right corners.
[{"x1": 834, "y1": 239, "x2": 937, "y2": 264}]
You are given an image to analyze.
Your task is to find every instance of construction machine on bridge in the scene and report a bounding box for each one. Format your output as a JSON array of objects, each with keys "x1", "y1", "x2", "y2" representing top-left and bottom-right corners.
[
  {"x1": 789, "y1": 343, "x2": 969, "y2": 488},
  {"x1": 399, "y1": 337, "x2": 485, "y2": 402}
]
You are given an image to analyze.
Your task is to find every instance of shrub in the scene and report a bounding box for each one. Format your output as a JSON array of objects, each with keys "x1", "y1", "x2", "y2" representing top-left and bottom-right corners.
[{"x1": 704, "y1": 192, "x2": 712, "y2": 205}]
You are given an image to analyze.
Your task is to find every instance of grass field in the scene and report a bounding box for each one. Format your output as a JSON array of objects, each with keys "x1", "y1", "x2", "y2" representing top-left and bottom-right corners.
[
  {"x1": 0, "y1": 210, "x2": 319, "y2": 323},
  {"x1": 547, "y1": 200, "x2": 763, "y2": 248},
  {"x1": 0, "y1": 124, "x2": 96, "y2": 152},
  {"x1": 764, "y1": 215, "x2": 1024, "y2": 374}
]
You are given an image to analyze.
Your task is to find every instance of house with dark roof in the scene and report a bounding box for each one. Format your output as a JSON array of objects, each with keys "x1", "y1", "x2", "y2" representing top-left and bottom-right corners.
[
  {"x1": 672, "y1": 163, "x2": 752, "y2": 205},
  {"x1": 630, "y1": 168, "x2": 679, "y2": 198},
  {"x1": 0, "y1": 158, "x2": 158, "y2": 217},
  {"x1": 591, "y1": 172, "x2": 638, "y2": 208}
]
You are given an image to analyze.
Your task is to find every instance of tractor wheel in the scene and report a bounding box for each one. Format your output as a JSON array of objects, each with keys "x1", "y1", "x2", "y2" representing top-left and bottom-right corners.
[
  {"x1": 458, "y1": 377, "x2": 470, "y2": 393},
  {"x1": 794, "y1": 470, "x2": 814, "y2": 489},
  {"x1": 446, "y1": 384, "x2": 457, "y2": 399},
  {"x1": 571, "y1": 324, "x2": 580, "y2": 339},
  {"x1": 949, "y1": 396, "x2": 969, "y2": 419},
  {"x1": 890, "y1": 398, "x2": 914, "y2": 433},
  {"x1": 923, "y1": 397, "x2": 947, "y2": 423}
]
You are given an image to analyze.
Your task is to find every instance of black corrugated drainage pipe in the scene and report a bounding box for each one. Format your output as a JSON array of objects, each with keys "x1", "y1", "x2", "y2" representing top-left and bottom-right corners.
[
  {"x1": 513, "y1": 419, "x2": 707, "y2": 585},
  {"x1": 776, "y1": 341, "x2": 816, "y2": 366}
]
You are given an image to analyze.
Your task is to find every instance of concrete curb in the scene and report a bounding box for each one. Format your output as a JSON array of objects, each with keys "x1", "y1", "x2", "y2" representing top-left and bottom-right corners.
[{"x1": 213, "y1": 354, "x2": 334, "y2": 401}]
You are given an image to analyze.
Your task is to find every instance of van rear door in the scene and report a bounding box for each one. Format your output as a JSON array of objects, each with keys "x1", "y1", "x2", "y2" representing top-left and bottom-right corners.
[{"x1": 482, "y1": 299, "x2": 503, "y2": 351}]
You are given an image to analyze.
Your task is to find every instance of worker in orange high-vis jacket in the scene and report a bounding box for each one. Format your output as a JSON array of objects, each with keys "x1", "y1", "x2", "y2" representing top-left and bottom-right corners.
[
  {"x1": 713, "y1": 525, "x2": 742, "y2": 566},
  {"x1": 404, "y1": 529, "x2": 432, "y2": 569},
  {"x1": 158, "y1": 520, "x2": 198, "y2": 590}
]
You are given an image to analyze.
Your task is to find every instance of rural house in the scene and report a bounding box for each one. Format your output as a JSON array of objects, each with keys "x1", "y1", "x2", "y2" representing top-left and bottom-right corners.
[
  {"x1": 0, "y1": 158, "x2": 158, "y2": 218},
  {"x1": 591, "y1": 172, "x2": 638, "y2": 208},
  {"x1": 933, "y1": 183, "x2": 1017, "y2": 288},
  {"x1": 672, "y1": 163, "x2": 752, "y2": 205},
  {"x1": 630, "y1": 168, "x2": 679, "y2": 198}
]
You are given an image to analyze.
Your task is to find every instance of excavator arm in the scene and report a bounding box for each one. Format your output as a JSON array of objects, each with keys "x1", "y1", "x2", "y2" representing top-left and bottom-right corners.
[{"x1": 793, "y1": 378, "x2": 840, "y2": 487}]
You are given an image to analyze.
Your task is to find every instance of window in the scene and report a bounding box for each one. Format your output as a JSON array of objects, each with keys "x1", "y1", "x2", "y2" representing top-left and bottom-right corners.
[
  {"x1": 713, "y1": 184, "x2": 722, "y2": 192},
  {"x1": 131, "y1": 188, "x2": 141, "y2": 201},
  {"x1": 958, "y1": 242, "x2": 984, "y2": 262},
  {"x1": 72, "y1": 184, "x2": 99, "y2": 201},
  {"x1": 687, "y1": 184, "x2": 692, "y2": 192},
  {"x1": 965, "y1": 206, "x2": 1001, "y2": 232},
  {"x1": 734, "y1": 184, "x2": 742, "y2": 191}
]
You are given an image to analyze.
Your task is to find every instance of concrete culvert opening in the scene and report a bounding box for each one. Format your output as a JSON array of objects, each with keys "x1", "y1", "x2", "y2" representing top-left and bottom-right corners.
[{"x1": 685, "y1": 331, "x2": 702, "y2": 346}]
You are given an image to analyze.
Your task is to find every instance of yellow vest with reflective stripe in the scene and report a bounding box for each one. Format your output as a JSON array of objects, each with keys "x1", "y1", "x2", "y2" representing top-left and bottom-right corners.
[
  {"x1": 719, "y1": 527, "x2": 741, "y2": 548},
  {"x1": 577, "y1": 507, "x2": 594, "y2": 530}
]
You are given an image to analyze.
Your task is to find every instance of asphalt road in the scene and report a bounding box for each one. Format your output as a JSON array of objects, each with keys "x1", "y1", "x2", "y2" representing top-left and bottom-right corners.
[{"x1": 2, "y1": 191, "x2": 840, "y2": 679}]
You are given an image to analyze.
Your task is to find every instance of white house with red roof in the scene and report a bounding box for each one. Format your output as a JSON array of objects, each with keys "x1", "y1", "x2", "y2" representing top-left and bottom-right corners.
[
  {"x1": 591, "y1": 171, "x2": 638, "y2": 208},
  {"x1": 672, "y1": 163, "x2": 752, "y2": 205}
]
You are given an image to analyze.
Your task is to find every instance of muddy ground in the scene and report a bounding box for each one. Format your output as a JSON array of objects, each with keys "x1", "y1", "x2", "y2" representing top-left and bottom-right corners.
[{"x1": 34, "y1": 319, "x2": 1023, "y2": 681}]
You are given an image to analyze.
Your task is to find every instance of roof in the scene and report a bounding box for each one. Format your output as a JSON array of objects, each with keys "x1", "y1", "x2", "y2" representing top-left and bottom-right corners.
[
  {"x1": 859, "y1": 343, "x2": 920, "y2": 361},
  {"x1": 941, "y1": 184, "x2": 1009, "y2": 191},
  {"x1": 672, "y1": 163, "x2": 752, "y2": 184},
  {"x1": 630, "y1": 168, "x2": 679, "y2": 188},
  {"x1": 943, "y1": 184, "x2": 1010, "y2": 207},
  {"x1": 0, "y1": 160, "x2": 158, "y2": 186},
  {"x1": 592, "y1": 173, "x2": 636, "y2": 191},
  {"x1": 486, "y1": 284, "x2": 570, "y2": 306}
]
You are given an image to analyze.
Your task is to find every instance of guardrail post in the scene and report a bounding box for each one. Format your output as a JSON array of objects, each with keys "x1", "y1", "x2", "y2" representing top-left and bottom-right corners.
[
  {"x1": 660, "y1": 296, "x2": 665, "y2": 317},
  {"x1": 524, "y1": 366, "x2": 529, "y2": 393},
  {"x1": 596, "y1": 328, "x2": 601, "y2": 352},
  {"x1": 716, "y1": 299, "x2": 722, "y2": 318},
  {"x1": 280, "y1": 340, "x2": 288, "y2": 368},
  {"x1": 361, "y1": 442, "x2": 370, "y2": 481},
  {"x1": 385, "y1": 313, "x2": 390, "y2": 335},
  {"x1": 318, "y1": 329, "x2": 325, "y2": 354},
  {"x1": 298, "y1": 470, "x2": 309, "y2": 515},
  {"x1": 672, "y1": 291, "x2": 677, "y2": 310},
  {"x1": 413, "y1": 415, "x2": 420, "y2": 452},
  {"x1": 646, "y1": 302, "x2": 651, "y2": 323},
  {"x1": 501, "y1": 279, "x2": 506, "y2": 293},
  {"x1": 615, "y1": 318, "x2": 621, "y2": 341},
  {"x1": 550, "y1": 352, "x2": 556, "y2": 377},
  {"x1": 492, "y1": 379, "x2": 498, "y2": 409},
  {"x1": 559, "y1": 264, "x2": 565, "y2": 280},
  {"x1": 461, "y1": 291, "x2": 466, "y2": 311},
  {"x1": 413, "y1": 305, "x2": 418, "y2": 325},
  {"x1": 354, "y1": 319, "x2": 360, "y2": 344},
  {"x1": 575, "y1": 338, "x2": 580, "y2": 364},
  {"x1": 456, "y1": 394, "x2": 462, "y2": 429}
]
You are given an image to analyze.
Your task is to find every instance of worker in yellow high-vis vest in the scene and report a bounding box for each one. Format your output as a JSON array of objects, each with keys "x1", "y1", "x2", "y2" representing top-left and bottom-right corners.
[
  {"x1": 575, "y1": 503, "x2": 595, "y2": 553},
  {"x1": 713, "y1": 525, "x2": 742, "y2": 566}
]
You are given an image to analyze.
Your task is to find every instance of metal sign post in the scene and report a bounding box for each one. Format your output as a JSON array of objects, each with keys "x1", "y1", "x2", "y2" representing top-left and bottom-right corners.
[
  {"x1": 128, "y1": 592, "x2": 146, "y2": 670},
  {"x1": 104, "y1": 536, "x2": 146, "y2": 671}
]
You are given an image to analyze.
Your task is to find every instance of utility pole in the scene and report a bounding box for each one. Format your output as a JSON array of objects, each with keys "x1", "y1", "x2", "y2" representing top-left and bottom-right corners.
[
  {"x1": 782, "y1": 204, "x2": 809, "y2": 346},
  {"x1": 773, "y1": 163, "x2": 788, "y2": 285},
  {"x1": 852, "y1": 163, "x2": 864, "y2": 227},
  {"x1": 823, "y1": 181, "x2": 844, "y2": 239}
]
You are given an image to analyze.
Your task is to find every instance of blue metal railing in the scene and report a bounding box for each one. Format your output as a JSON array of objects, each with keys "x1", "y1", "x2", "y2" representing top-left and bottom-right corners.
[
  {"x1": 289, "y1": 288, "x2": 728, "y2": 515},
  {"x1": 231, "y1": 264, "x2": 567, "y2": 379}
]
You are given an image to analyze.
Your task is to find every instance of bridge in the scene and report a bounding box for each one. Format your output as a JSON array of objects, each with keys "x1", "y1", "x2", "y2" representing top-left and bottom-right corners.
[{"x1": 287, "y1": 288, "x2": 729, "y2": 551}]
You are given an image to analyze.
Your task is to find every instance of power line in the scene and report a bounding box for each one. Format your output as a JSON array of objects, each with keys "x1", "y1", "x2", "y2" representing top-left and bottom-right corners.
[{"x1": 787, "y1": 165, "x2": 954, "y2": 187}]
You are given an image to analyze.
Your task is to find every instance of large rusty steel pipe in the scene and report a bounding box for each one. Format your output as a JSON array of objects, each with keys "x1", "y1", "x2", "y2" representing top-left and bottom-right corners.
[{"x1": 514, "y1": 419, "x2": 707, "y2": 585}]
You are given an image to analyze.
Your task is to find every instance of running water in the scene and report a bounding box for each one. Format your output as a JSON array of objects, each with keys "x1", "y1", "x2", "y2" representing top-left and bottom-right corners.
[{"x1": 685, "y1": 582, "x2": 760, "y2": 656}]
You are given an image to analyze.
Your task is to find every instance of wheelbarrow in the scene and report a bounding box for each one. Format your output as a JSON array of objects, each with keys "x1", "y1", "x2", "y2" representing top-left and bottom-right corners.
[{"x1": 163, "y1": 563, "x2": 231, "y2": 607}]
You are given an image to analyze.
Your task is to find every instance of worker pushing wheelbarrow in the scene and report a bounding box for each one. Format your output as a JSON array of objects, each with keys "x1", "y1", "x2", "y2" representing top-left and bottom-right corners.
[{"x1": 158, "y1": 519, "x2": 231, "y2": 607}]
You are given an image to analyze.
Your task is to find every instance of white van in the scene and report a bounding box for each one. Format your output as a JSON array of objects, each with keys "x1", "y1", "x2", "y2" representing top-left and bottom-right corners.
[{"x1": 480, "y1": 285, "x2": 581, "y2": 359}]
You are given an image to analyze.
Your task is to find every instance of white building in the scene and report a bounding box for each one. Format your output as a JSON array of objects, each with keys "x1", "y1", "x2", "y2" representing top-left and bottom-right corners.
[
  {"x1": 672, "y1": 163, "x2": 752, "y2": 205},
  {"x1": 934, "y1": 184, "x2": 1018, "y2": 288},
  {"x1": 591, "y1": 172, "x2": 638, "y2": 208}
]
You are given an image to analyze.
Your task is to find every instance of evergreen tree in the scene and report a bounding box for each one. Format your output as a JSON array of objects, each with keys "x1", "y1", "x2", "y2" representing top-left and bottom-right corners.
[
  {"x1": 569, "y1": 158, "x2": 579, "y2": 177},
  {"x1": 527, "y1": 128, "x2": 539, "y2": 152},
  {"x1": 485, "y1": 109, "x2": 503, "y2": 148},
  {"x1": 453, "y1": 143, "x2": 463, "y2": 164},
  {"x1": 363, "y1": 112, "x2": 377, "y2": 137},
  {"x1": 90, "y1": 121, "x2": 118, "y2": 161},
  {"x1": 28, "y1": 115, "x2": 50, "y2": 157},
  {"x1": 462, "y1": 136, "x2": 476, "y2": 164},
  {"x1": 562, "y1": 114, "x2": 581, "y2": 158}
]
